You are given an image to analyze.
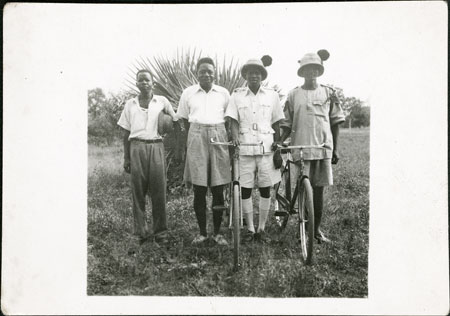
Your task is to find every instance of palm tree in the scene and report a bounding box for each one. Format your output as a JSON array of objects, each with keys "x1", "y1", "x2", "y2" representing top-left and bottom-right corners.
[{"x1": 126, "y1": 48, "x2": 246, "y2": 109}]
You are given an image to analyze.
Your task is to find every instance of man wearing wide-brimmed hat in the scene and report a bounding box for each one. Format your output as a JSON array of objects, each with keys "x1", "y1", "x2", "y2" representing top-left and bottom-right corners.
[
  {"x1": 280, "y1": 50, "x2": 345, "y2": 243},
  {"x1": 225, "y1": 56, "x2": 284, "y2": 242}
]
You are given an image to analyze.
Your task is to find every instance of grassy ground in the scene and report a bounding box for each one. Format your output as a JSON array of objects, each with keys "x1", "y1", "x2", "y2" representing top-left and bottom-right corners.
[{"x1": 87, "y1": 127, "x2": 369, "y2": 297}]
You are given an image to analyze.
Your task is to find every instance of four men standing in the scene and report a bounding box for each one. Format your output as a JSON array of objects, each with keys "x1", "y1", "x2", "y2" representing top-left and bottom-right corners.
[{"x1": 118, "y1": 50, "x2": 343, "y2": 247}]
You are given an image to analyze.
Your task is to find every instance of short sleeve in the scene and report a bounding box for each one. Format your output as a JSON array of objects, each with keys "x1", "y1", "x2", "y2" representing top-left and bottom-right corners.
[
  {"x1": 280, "y1": 92, "x2": 294, "y2": 130},
  {"x1": 117, "y1": 101, "x2": 131, "y2": 131},
  {"x1": 176, "y1": 90, "x2": 190, "y2": 120},
  {"x1": 329, "y1": 93, "x2": 345, "y2": 126},
  {"x1": 271, "y1": 93, "x2": 285, "y2": 125},
  {"x1": 224, "y1": 93, "x2": 239, "y2": 121},
  {"x1": 222, "y1": 89, "x2": 231, "y2": 112}
]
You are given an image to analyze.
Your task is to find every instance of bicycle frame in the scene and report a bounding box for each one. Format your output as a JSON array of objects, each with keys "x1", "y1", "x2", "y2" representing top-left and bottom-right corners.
[
  {"x1": 210, "y1": 138, "x2": 263, "y2": 270},
  {"x1": 274, "y1": 143, "x2": 325, "y2": 264},
  {"x1": 275, "y1": 143, "x2": 325, "y2": 215},
  {"x1": 210, "y1": 138, "x2": 264, "y2": 227}
]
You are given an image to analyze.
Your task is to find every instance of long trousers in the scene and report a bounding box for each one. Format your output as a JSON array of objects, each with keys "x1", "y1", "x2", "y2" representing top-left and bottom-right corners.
[{"x1": 130, "y1": 141, "x2": 167, "y2": 238}]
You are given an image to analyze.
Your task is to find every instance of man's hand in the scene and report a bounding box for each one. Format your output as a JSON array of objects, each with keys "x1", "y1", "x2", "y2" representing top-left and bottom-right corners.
[
  {"x1": 331, "y1": 151, "x2": 339, "y2": 165},
  {"x1": 231, "y1": 138, "x2": 240, "y2": 147},
  {"x1": 124, "y1": 159, "x2": 131, "y2": 173},
  {"x1": 271, "y1": 141, "x2": 285, "y2": 152}
]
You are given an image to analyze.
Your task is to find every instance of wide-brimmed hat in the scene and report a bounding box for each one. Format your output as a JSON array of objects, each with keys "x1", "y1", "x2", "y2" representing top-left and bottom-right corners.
[
  {"x1": 158, "y1": 111, "x2": 174, "y2": 135},
  {"x1": 241, "y1": 55, "x2": 272, "y2": 81},
  {"x1": 297, "y1": 50, "x2": 330, "y2": 77}
]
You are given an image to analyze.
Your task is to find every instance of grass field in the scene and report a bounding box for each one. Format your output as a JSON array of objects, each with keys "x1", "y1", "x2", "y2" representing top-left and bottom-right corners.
[{"x1": 87, "y1": 128, "x2": 369, "y2": 297}]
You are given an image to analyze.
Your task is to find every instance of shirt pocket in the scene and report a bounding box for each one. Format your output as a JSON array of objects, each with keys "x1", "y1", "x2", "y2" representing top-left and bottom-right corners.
[
  {"x1": 261, "y1": 104, "x2": 272, "y2": 121},
  {"x1": 237, "y1": 105, "x2": 250, "y2": 122},
  {"x1": 307, "y1": 99, "x2": 329, "y2": 119}
]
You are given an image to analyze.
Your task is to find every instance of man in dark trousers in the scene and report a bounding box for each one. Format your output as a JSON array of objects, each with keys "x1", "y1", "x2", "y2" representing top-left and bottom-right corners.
[{"x1": 118, "y1": 69, "x2": 177, "y2": 245}]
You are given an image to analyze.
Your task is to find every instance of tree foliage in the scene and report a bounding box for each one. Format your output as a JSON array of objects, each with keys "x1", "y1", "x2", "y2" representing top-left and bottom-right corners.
[
  {"x1": 88, "y1": 88, "x2": 135, "y2": 145},
  {"x1": 126, "y1": 48, "x2": 246, "y2": 109},
  {"x1": 323, "y1": 85, "x2": 370, "y2": 128}
]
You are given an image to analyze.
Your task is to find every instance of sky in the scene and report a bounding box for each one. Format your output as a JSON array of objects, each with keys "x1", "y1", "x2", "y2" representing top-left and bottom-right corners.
[{"x1": 75, "y1": 2, "x2": 442, "y2": 104}]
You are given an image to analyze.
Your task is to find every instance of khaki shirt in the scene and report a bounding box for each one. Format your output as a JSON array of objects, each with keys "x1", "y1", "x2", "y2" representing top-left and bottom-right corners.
[
  {"x1": 281, "y1": 84, "x2": 345, "y2": 161},
  {"x1": 225, "y1": 86, "x2": 284, "y2": 155}
]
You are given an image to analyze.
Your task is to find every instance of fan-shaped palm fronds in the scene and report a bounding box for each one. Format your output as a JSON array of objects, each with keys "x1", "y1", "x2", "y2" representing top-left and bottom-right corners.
[{"x1": 127, "y1": 48, "x2": 246, "y2": 110}]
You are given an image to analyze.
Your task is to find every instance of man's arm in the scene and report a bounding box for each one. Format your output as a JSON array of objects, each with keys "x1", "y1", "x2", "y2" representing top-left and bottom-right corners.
[
  {"x1": 278, "y1": 97, "x2": 293, "y2": 145},
  {"x1": 229, "y1": 118, "x2": 239, "y2": 146},
  {"x1": 182, "y1": 118, "x2": 190, "y2": 135},
  {"x1": 272, "y1": 121, "x2": 281, "y2": 142},
  {"x1": 123, "y1": 129, "x2": 131, "y2": 173},
  {"x1": 182, "y1": 118, "x2": 190, "y2": 157},
  {"x1": 331, "y1": 122, "x2": 341, "y2": 164}
]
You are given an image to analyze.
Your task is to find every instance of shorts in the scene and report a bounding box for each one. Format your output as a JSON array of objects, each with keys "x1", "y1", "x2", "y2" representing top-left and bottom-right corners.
[
  {"x1": 290, "y1": 159, "x2": 333, "y2": 188},
  {"x1": 239, "y1": 154, "x2": 282, "y2": 188},
  {"x1": 184, "y1": 123, "x2": 231, "y2": 187}
]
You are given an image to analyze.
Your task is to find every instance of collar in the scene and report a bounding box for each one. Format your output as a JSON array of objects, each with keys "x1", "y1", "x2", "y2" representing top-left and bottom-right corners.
[
  {"x1": 245, "y1": 86, "x2": 265, "y2": 96},
  {"x1": 196, "y1": 84, "x2": 220, "y2": 93},
  {"x1": 133, "y1": 95, "x2": 159, "y2": 106}
]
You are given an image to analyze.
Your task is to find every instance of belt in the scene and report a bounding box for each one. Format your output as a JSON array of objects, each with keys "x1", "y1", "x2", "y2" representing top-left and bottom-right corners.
[{"x1": 130, "y1": 138, "x2": 163, "y2": 144}]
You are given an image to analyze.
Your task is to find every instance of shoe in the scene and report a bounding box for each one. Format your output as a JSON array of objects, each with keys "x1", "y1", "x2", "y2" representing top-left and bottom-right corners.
[
  {"x1": 212, "y1": 234, "x2": 229, "y2": 246},
  {"x1": 254, "y1": 230, "x2": 266, "y2": 243},
  {"x1": 315, "y1": 231, "x2": 331, "y2": 244},
  {"x1": 192, "y1": 234, "x2": 208, "y2": 245},
  {"x1": 242, "y1": 230, "x2": 255, "y2": 243}
]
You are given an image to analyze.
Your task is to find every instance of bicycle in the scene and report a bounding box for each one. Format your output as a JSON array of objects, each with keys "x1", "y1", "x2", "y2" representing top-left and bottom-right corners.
[
  {"x1": 210, "y1": 137, "x2": 263, "y2": 271},
  {"x1": 273, "y1": 143, "x2": 325, "y2": 265}
]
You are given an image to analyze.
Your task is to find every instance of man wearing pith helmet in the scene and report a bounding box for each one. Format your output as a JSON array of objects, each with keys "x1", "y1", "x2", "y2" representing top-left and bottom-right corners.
[
  {"x1": 280, "y1": 50, "x2": 345, "y2": 243},
  {"x1": 225, "y1": 56, "x2": 285, "y2": 242}
]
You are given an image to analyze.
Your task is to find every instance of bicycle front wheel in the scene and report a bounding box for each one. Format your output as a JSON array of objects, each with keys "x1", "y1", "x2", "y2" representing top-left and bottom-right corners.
[
  {"x1": 297, "y1": 177, "x2": 315, "y2": 265},
  {"x1": 232, "y1": 183, "x2": 240, "y2": 270}
]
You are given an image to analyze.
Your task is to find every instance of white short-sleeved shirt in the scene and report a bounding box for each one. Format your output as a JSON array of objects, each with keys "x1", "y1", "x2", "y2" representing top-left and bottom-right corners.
[
  {"x1": 225, "y1": 86, "x2": 284, "y2": 155},
  {"x1": 117, "y1": 95, "x2": 177, "y2": 140},
  {"x1": 281, "y1": 84, "x2": 346, "y2": 160},
  {"x1": 176, "y1": 84, "x2": 230, "y2": 124}
]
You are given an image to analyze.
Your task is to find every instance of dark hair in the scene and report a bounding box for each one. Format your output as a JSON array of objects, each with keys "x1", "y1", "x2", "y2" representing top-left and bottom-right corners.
[
  {"x1": 136, "y1": 69, "x2": 152, "y2": 80},
  {"x1": 196, "y1": 57, "x2": 215, "y2": 71}
]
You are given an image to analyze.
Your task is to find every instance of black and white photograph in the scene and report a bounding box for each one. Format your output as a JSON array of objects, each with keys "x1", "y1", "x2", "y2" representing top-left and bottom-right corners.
[{"x1": 2, "y1": 2, "x2": 448, "y2": 315}]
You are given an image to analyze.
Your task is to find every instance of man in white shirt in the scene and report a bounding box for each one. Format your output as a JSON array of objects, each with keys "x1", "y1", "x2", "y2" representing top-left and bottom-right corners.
[
  {"x1": 177, "y1": 57, "x2": 231, "y2": 246},
  {"x1": 117, "y1": 69, "x2": 177, "y2": 245},
  {"x1": 225, "y1": 58, "x2": 284, "y2": 242}
]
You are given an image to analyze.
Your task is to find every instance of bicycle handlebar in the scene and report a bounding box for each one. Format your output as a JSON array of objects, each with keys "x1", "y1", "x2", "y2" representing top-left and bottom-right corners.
[
  {"x1": 210, "y1": 138, "x2": 263, "y2": 147},
  {"x1": 276, "y1": 143, "x2": 326, "y2": 150}
]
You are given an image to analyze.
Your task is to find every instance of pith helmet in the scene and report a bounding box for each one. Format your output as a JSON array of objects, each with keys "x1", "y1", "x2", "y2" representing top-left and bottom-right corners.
[
  {"x1": 241, "y1": 55, "x2": 272, "y2": 81},
  {"x1": 158, "y1": 111, "x2": 174, "y2": 135},
  {"x1": 297, "y1": 49, "x2": 330, "y2": 77}
]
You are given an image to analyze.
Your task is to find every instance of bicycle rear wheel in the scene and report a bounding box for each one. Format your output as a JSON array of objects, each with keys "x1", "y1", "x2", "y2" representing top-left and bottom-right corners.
[
  {"x1": 297, "y1": 177, "x2": 315, "y2": 265},
  {"x1": 232, "y1": 183, "x2": 240, "y2": 270}
]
